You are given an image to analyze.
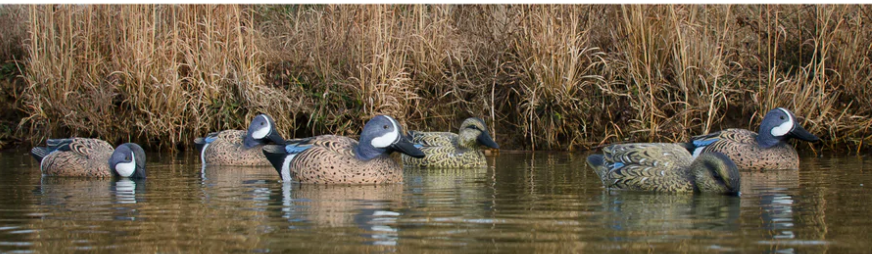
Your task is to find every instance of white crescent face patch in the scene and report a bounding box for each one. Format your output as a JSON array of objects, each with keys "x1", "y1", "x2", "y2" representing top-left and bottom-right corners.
[
  {"x1": 770, "y1": 108, "x2": 794, "y2": 137},
  {"x1": 251, "y1": 116, "x2": 271, "y2": 139},
  {"x1": 115, "y1": 153, "x2": 136, "y2": 177},
  {"x1": 370, "y1": 117, "x2": 399, "y2": 148}
]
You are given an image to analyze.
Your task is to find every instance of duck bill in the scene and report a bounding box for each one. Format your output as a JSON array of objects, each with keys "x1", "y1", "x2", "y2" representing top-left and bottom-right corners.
[
  {"x1": 391, "y1": 139, "x2": 425, "y2": 158},
  {"x1": 787, "y1": 124, "x2": 820, "y2": 142},
  {"x1": 243, "y1": 135, "x2": 261, "y2": 148},
  {"x1": 477, "y1": 131, "x2": 500, "y2": 149}
]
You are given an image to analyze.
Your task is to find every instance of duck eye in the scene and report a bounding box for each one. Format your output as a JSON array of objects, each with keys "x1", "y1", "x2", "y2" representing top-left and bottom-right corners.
[
  {"x1": 125, "y1": 156, "x2": 130, "y2": 161},
  {"x1": 260, "y1": 122, "x2": 265, "y2": 126},
  {"x1": 383, "y1": 125, "x2": 389, "y2": 130}
]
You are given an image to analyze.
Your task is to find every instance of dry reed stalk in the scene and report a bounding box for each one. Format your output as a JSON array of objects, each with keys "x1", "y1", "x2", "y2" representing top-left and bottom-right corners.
[
  {"x1": 21, "y1": 5, "x2": 296, "y2": 150},
  {"x1": 6, "y1": 4, "x2": 872, "y2": 152}
]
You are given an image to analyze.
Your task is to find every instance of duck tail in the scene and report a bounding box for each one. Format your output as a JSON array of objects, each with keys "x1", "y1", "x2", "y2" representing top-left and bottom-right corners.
[
  {"x1": 194, "y1": 137, "x2": 207, "y2": 154},
  {"x1": 30, "y1": 147, "x2": 49, "y2": 163}
]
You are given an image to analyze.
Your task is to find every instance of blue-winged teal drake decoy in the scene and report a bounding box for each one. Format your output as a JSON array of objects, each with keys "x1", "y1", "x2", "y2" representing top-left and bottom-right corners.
[
  {"x1": 30, "y1": 138, "x2": 146, "y2": 178},
  {"x1": 401, "y1": 117, "x2": 499, "y2": 168},
  {"x1": 261, "y1": 115, "x2": 425, "y2": 184},
  {"x1": 195, "y1": 114, "x2": 286, "y2": 166},
  {"x1": 587, "y1": 143, "x2": 740, "y2": 194},
  {"x1": 683, "y1": 107, "x2": 819, "y2": 171}
]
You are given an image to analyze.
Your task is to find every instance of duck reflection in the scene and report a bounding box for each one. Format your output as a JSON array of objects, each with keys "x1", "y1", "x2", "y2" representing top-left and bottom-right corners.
[
  {"x1": 272, "y1": 183, "x2": 404, "y2": 246},
  {"x1": 33, "y1": 177, "x2": 146, "y2": 221},
  {"x1": 740, "y1": 170, "x2": 799, "y2": 242},
  {"x1": 199, "y1": 165, "x2": 276, "y2": 207},
  {"x1": 598, "y1": 191, "x2": 741, "y2": 239},
  {"x1": 403, "y1": 167, "x2": 489, "y2": 209}
]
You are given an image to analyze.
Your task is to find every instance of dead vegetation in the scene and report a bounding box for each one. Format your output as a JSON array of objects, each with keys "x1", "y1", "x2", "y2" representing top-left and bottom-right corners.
[{"x1": 2, "y1": 5, "x2": 870, "y2": 152}]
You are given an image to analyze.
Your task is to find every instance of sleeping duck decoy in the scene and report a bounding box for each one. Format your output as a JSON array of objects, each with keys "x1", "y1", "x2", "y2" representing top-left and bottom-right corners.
[
  {"x1": 587, "y1": 143, "x2": 740, "y2": 194},
  {"x1": 683, "y1": 107, "x2": 820, "y2": 170},
  {"x1": 402, "y1": 117, "x2": 499, "y2": 168},
  {"x1": 261, "y1": 115, "x2": 425, "y2": 184},
  {"x1": 30, "y1": 138, "x2": 146, "y2": 178},
  {"x1": 195, "y1": 114, "x2": 286, "y2": 166}
]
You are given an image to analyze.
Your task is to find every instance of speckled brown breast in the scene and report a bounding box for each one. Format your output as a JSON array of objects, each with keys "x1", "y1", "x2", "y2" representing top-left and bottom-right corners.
[
  {"x1": 290, "y1": 135, "x2": 404, "y2": 184},
  {"x1": 702, "y1": 129, "x2": 800, "y2": 171},
  {"x1": 40, "y1": 138, "x2": 115, "y2": 177},
  {"x1": 402, "y1": 131, "x2": 487, "y2": 168},
  {"x1": 202, "y1": 130, "x2": 271, "y2": 166}
]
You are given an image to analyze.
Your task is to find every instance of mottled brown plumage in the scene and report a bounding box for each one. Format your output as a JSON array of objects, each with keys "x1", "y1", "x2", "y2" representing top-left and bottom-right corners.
[
  {"x1": 684, "y1": 108, "x2": 819, "y2": 171},
  {"x1": 33, "y1": 138, "x2": 115, "y2": 177},
  {"x1": 196, "y1": 114, "x2": 285, "y2": 167},
  {"x1": 199, "y1": 130, "x2": 271, "y2": 166},
  {"x1": 691, "y1": 129, "x2": 800, "y2": 171},
  {"x1": 402, "y1": 118, "x2": 499, "y2": 168},
  {"x1": 587, "y1": 143, "x2": 741, "y2": 194},
  {"x1": 262, "y1": 115, "x2": 425, "y2": 184},
  {"x1": 285, "y1": 135, "x2": 404, "y2": 184}
]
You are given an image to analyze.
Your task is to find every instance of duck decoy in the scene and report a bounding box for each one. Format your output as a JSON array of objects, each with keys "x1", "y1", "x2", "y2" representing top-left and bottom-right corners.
[
  {"x1": 31, "y1": 138, "x2": 146, "y2": 178},
  {"x1": 261, "y1": 115, "x2": 425, "y2": 184},
  {"x1": 195, "y1": 114, "x2": 285, "y2": 166},
  {"x1": 683, "y1": 107, "x2": 819, "y2": 170},
  {"x1": 587, "y1": 143, "x2": 740, "y2": 194},
  {"x1": 402, "y1": 117, "x2": 499, "y2": 168}
]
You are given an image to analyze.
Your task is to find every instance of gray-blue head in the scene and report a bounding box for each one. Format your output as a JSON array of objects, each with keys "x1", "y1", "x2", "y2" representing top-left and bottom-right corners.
[
  {"x1": 355, "y1": 115, "x2": 425, "y2": 161},
  {"x1": 756, "y1": 108, "x2": 820, "y2": 148},
  {"x1": 244, "y1": 114, "x2": 285, "y2": 148},
  {"x1": 109, "y1": 143, "x2": 147, "y2": 179}
]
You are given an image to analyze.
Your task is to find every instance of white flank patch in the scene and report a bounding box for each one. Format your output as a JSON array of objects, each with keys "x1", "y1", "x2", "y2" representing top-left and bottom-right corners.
[
  {"x1": 200, "y1": 143, "x2": 210, "y2": 165},
  {"x1": 692, "y1": 147, "x2": 704, "y2": 158},
  {"x1": 252, "y1": 116, "x2": 271, "y2": 139},
  {"x1": 281, "y1": 154, "x2": 295, "y2": 182},
  {"x1": 371, "y1": 117, "x2": 399, "y2": 148},
  {"x1": 115, "y1": 153, "x2": 136, "y2": 177},
  {"x1": 770, "y1": 108, "x2": 794, "y2": 137}
]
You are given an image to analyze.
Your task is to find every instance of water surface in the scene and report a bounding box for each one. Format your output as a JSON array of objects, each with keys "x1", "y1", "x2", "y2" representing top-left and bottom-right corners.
[{"x1": 0, "y1": 151, "x2": 870, "y2": 252}]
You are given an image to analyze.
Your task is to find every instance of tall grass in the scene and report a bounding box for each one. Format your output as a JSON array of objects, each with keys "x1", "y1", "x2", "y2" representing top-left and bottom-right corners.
[{"x1": 6, "y1": 4, "x2": 872, "y2": 152}]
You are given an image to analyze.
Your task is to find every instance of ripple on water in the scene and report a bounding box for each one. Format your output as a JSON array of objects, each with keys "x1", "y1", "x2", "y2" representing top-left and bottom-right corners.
[{"x1": 0, "y1": 152, "x2": 869, "y2": 252}]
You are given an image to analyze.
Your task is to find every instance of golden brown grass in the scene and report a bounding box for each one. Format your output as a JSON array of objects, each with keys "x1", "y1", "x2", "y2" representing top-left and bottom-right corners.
[{"x1": 5, "y1": 4, "x2": 872, "y2": 152}]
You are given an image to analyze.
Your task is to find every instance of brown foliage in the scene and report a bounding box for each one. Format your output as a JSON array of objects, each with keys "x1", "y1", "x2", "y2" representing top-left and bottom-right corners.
[{"x1": 5, "y1": 5, "x2": 871, "y2": 152}]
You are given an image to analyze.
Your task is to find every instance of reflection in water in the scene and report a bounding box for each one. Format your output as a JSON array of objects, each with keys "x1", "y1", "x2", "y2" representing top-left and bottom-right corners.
[
  {"x1": 200, "y1": 165, "x2": 276, "y2": 209},
  {"x1": 740, "y1": 170, "x2": 800, "y2": 252},
  {"x1": 0, "y1": 152, "x2": 869, "y2": 252},
  {"x1": 34, "y1": 177, "x2": 146, "y2": 219},
  {"x1": 279, "y1": 184, "x2": 404, "y2": 247},
  {"x1": 598, "y1": 192, "x2": 741, "y2": 240}
]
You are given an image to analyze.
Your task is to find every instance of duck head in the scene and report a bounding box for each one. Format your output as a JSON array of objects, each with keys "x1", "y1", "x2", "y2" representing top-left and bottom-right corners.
[
  {"x1": 356, "y1": 115, "x2": 425, "y2": 161},
  {"x1": 690, "y1": 152, "x2": 741, "y2": 194},
  {"x1": 756, "y1": 107, "x2": 820, "y2": 148},
  {"x1": 109, "y1": 143, "x2": 147, "y2": 179},
  {"x1": 244, "y1": 114, "x2": 285, "y2": 148},
  {"x1": 458, "y1": 117, "x2": 499, "y2": 149}
]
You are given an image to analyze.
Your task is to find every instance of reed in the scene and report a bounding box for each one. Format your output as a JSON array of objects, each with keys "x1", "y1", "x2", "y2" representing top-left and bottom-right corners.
[{"x1": 4, "y1": 4, "x2": 871, "y2": 152}]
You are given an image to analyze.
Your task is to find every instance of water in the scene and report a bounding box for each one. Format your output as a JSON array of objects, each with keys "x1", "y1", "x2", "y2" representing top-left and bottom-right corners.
[{"x1": 0, "y1": 150, "x2": 870, "y2": 253}]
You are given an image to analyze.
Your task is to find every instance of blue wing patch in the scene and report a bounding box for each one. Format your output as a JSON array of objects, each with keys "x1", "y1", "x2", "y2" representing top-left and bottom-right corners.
[
  {"x1": 414, "y1": 144, "x2": 423, "y2": 149},
  {"x1": 609, "y1": 162, "x2": 624, "y2": 170},
  {"x1": 285, "y1": 144, "x2": 313, "y2": 154},
  {"x1": 692, "y1": 138, "x2": 718, "y2": 147},
  {"x1": 204, "y1": 136, "x2": 218, "y2": 144}
]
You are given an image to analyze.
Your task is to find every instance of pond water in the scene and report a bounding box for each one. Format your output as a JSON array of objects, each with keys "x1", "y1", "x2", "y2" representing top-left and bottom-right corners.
[{"x1": 0, "y1": 150, "x2": 870, "y2": 253}]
